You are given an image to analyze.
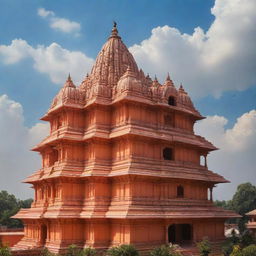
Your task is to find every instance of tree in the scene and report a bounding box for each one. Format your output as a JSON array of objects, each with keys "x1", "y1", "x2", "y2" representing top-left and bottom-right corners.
[
  {"x1": 197, "y1": 238, "x2": 211, "y2": 256},
  {"x1": 0, "y1": 190, "x2": 33, "y2": 228},
  {"x1": 230, "y1": 183, "x2": 256, "y2": 232}
]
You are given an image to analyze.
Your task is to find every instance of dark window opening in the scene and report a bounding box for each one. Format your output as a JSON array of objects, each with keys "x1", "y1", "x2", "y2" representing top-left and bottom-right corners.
[
  {"x1": 163, "y1": 148, "x2": 173, "y2": 160},
  {"x1": 177, "y1": 185, "x2": 184, "y2": 198},
  {"x1": 168, "y1": 96, "x2": 176, "y2": 106}
]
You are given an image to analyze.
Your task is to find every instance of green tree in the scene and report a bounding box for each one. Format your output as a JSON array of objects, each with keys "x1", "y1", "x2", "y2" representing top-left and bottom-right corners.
[
  {"x1": 230, "y1": 183, "x2": 256, "y2": 232},
  {"x1": 197, "y1": 238, "x2": 211, "y2": 256},
  {"x1": 0, "y1": 190, "x2": 32, "y2": 228},
  {"x1": 107, "y1": 244, "x2": 139, "y2": 256}
]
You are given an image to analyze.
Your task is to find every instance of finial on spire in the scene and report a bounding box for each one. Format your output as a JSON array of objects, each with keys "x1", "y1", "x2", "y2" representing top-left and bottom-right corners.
[
  {"x1": 154, "y1": 75, "x2": 158, "y2": 82},
  {"x1": 166, "y1": 72, "x2": 170, "y2": 81},
  {"x1": 110, "y1": 21, "x2": 120, "y2": 38},
  {"x1": 67, "y1": 73, "x2": 71, "y2": 81},
  {"x1": 179, "y1": 83, "x2": 185, "y2": 92}
]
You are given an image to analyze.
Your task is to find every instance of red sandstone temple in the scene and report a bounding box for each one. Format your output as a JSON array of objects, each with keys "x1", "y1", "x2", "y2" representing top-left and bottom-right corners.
[{"x1": 13, "y1": 24, "x2": 238, "y2": 254}]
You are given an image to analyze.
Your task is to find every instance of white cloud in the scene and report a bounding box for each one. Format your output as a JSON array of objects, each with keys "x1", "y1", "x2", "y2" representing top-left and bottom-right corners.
[
  {"x1": 38, "y1": 8, "x2": 81, "y2": 35},
  {"x1": 0, "y1": 39, "x2": 94, "y2": 84},
  {"x1": 195, "y1": 110, "x2": 256, "y2": 200},
  {"x1": 129, "y1": 0, "x2": 256, "y2": 98},
  {"x1": 37, "y1": 8, "x2": 54, "y2": 18},
  {"x1": 0, "y1": 94, "x2": 49, "y2": 199}
]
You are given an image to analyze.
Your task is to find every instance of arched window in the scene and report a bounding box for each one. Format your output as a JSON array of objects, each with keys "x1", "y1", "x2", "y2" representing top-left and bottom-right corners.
[
  {"x1": 168, "y1": 96, "x2": 176, "y2": 106},
  {"x1": 163, "y1": 148, "x2": 173, "y2": 160},
  {"x1": 177, "y1": 185, "x2": 184, "y2": 198}
]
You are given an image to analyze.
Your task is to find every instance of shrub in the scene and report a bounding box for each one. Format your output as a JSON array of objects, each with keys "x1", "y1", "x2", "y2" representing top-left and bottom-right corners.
[
  {"x1": 150, "y1": 245, "x2": 182, "y2": 256},
  {"x1": 222, "y1": 241, "x2": 234, "y2": 256},
  {"x1": 65, "y1": 244, "x2": 82, "y2": 256},
  {"x1": 107, "y1": 244, "x2": 139, "y2": 256},
  {"x1": 40, "y1": 247, "x2": 59, "y2": 256},
  {"x1": 0, "y1": 245, "x2": 12, "y2": 256},
  {"x1": 241, "y1": 244, "x2": 256, "y2": 256},
  {"x1": 239, "y1": 230, "x2": 256, "y2": 248},
  {"x1": 81, "y1": 247, "x2": 97, "y2": 256},
  {"x1": 197, "y1": 238, "x2": 211, "y2": 256},
  {"x1": 230, "y1": 245, "x2": 242, "y2": 256}
]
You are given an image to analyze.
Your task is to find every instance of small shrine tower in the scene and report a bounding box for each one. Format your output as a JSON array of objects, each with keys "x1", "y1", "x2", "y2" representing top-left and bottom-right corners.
[{"x1": 13, "y1": 23, "x2": 238, "y2": 253}]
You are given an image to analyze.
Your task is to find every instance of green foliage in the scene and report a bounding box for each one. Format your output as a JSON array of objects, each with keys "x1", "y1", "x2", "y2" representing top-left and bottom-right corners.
[
  {"x1": 150, "y1": 245, "x2": 182, "y2": 256},
  {"x1": 40, "y1": 248, "x2": 59, "y2": 256},
  {"x1": 0, "y1": 245, "x2": 12, "y2": 256},
  {"x1": 230, "y1": 183, "x2": 256, "y2": 232},
  {"x1": 65, "y1": 244, "x2": 81, "y2": 256},
  {"x1": 107, "y1": 244, "x2": 139, "y2": 256},
  {"x1": 215, "y1": 183, "x2": 256, "y2": 233},
  {"x1": 0, "y1": 190, "x2": 33, "y2": 228},
  {"x1": 241, "y1": 244, "x2": 256, "y2": 256},
  {"x1": 81, "y1": 247, "x2": 97, "y2": 256},
  {"x1": 239, "y1": 230, "x2": 256, "y2": 248},
  {"x1": 64, "y1": 245, "x2": 97, "y2": 256},
  {"x1": 222, "y1": 230, "x2": 240, "y2": 256},
  {"x1": 230, "y1": 245, "x2": 242, "y2": 256},
  {"x1": 197, "y1": 238, "x2": 211, "y2": 256}
]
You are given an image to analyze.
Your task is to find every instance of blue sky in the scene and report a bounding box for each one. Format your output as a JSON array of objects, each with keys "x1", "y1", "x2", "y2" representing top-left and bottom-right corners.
[{"x1": 0, "y1": 0, "x2": 255, "y2": 200}]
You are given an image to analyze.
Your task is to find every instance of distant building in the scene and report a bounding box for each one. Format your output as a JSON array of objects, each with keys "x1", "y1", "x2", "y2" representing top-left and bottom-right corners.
[
  {"x1": 12, "y1": 23, "x2": 238, "y2": 254},
  {"x1": 246, "y1": 209, "x2": 256, "y2": 237}
]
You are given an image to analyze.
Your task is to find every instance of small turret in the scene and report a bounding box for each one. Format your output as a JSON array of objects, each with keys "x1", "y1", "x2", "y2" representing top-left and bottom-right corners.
[
  {"x1": 50, "y1": 74, "x2": 83, "y2": 110},
  {"x1": 177, "y1": 83, "x2": 195, "y2": 110}
]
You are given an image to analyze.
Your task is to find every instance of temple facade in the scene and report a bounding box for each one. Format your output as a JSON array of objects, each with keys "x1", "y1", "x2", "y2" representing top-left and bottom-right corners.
[{"x1": 13, "y1": 24, "x2": 238, "y2": 254}]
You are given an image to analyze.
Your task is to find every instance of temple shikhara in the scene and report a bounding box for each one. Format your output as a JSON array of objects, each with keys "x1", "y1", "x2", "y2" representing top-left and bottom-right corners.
[{"x1": 13, "y1": 24, "x2": 238, "y2": 254}]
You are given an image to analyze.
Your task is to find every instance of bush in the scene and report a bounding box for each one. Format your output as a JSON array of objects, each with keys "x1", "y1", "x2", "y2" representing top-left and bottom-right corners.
[
  {"x1": 81, "y1": 247, "x2": 97, "y2": 256},
  {"x1": 239, "y1": 230, "x2": 256, "y2": 248},
  {"x1": 241, "y1": 244, "x2": 256, "y2": 256},
  {"x1": 65, "y1": 244, "x2": 82, "y2": 256},
  {"x1": 197, "y1": 238, "x2": 211, "y2": 256},
  {"x1": 150, "y1": 245, "x2": 182, "y2": 256},
  {"x1": 107, "y1": 244, "x2": 139, "y2": 256},
  {"x1": 230, "y1": 245, "x2": 242, "y2": 256},
  {"x1": 0, "y1": 245, "x2": 12, "y2": 256},
  {"x1": 40, "y1": 248, "x2": 59, "y2": 256},
  {"x1": 64, "y1": 245, "x2": 97, "y2": 256}
]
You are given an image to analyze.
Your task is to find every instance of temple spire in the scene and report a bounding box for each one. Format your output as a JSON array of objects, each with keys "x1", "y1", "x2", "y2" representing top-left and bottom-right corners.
[{"x1": 64, "y1": 73, "x2": 75, "y2": 88}]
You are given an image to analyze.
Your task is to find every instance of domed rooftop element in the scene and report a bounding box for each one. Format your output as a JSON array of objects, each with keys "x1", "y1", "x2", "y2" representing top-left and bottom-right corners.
[
  {"x1": 115, "y1": 66, "x2": 142, "y2": 95},
  {"x1": 161, "y1": 73, "x2": 177, "y2": 99},
  {"x1": 177, "y1": 84, "x2": 195, "y2": 110},
  {"x1": 50, "y1": 74, "x2": 83, "y2": 109},
  {"x1": 89, "y1": 22, "x2": 139, "y2": 88}
]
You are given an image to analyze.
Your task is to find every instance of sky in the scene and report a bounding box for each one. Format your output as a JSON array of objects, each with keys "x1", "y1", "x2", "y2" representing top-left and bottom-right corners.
[{"x1": 0, "y1": 0, "x2": 255, "y2": 200}]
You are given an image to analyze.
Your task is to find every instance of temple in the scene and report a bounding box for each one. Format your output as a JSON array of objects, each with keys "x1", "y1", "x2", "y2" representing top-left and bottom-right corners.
[{"x1": 13, "y1": 24, "x2": 238, "y2": 254}]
